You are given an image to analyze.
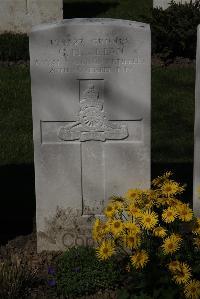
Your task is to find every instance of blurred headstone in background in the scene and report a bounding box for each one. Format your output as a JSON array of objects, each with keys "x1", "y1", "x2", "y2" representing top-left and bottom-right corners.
[{"x1": 0, "y1": 0, "x2": 63, "y2": 33}]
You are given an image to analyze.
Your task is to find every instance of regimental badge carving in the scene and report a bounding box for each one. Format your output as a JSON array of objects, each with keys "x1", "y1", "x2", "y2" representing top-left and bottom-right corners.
[{"x1": 58, "y1": 83, "x2": 129, "y2": 142}]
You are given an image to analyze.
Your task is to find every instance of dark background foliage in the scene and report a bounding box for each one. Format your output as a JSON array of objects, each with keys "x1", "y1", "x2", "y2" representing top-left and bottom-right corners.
[{"x1": 150, "y1": 0, "x2": 200, "y2": 61}]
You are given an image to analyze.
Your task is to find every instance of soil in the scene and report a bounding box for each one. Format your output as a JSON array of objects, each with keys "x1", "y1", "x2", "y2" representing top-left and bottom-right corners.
[{"x1": 0, "y1": 233, "x2": 117, "y2": 299}]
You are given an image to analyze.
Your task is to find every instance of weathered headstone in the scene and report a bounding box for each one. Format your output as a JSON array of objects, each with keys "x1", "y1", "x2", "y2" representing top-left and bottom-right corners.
[
  {"x1": 0, "y1": 0, "x2": 63, "y2": 33},
  {"x1": 30, "y1": 19, "x2": 151, "y2": 252},
  {"x1": 194, "y1": 25, "x2": 200, "y2": 217},
  {"x1": 153, "y1": 0, "x2": 195, "y2": 9}
]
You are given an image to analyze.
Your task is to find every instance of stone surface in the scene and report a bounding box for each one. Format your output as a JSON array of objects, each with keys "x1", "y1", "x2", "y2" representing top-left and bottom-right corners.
[
  {"x1": 30, "y1": 18, "x2": 151, "y2": 252},
  {"x1": 153, "y1": 0, "x2": 195, "y2": 9},
  {"x1": 0, "y1": 0, "x2": 63, "y2": 33},
  {"x1": 193, "y1": 25, "x2": 200, "y2": 217}
]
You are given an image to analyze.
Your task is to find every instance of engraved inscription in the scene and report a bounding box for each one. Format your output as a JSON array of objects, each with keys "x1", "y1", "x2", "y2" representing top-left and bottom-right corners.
[
  {"x1": 34, "y1": 34, "x2": 145, "y2": 74},
  {"x1": 62, "y1": 229, "x2": 95, "y2": 248},
  {"x1": 38, "y1": 207, "x2": 96, "y2": 250},
  {"x1": 58, "y1": 81, "x2": 129, "y2": 142}
]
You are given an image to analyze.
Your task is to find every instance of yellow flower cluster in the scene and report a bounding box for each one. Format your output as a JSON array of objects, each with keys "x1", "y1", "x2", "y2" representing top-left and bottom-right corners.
[
  {"x1": 168, "y1": 261, "x2": 192, "y2": 285},
  {"x1": 168, "y1": 261, "x2": 200, "y2": 298},
  {"x1": 93, "y1": 172, "x2": 199, "y2": 299}
]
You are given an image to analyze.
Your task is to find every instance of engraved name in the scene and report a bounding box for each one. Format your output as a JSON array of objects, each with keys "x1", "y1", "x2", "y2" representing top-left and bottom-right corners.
[
  {"x1": 50, "y1": 37, "x2": 128, "y2": 47},
  {"x1": 34, "y1": 35, "x2": 145, "y2": 74}
]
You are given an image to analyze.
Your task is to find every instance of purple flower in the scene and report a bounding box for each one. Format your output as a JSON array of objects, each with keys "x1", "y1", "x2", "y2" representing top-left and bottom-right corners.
[
  {"x1": 73, "y1": 267, "x2": 81, "y2": 273},
  {"x1": 48, "y1": 279, "x2": 56, "y2": 287},
  {"x1": 48, "y1": 266, "x2": 56, "y2": 275}
]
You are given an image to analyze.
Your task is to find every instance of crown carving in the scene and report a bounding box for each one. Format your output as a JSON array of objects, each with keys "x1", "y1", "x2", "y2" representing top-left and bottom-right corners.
[{"x1": 80, "y1": 84, "x2": 103, "y2": 110}]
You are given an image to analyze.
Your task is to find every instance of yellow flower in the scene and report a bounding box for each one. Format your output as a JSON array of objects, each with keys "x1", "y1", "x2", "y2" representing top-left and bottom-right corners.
[
  {"x1": 125, "y1": 264, "x2": 131, "y2": 272},
  {"x1": 168, "y1": 260, "x2": 181, "y2": 272},
  {"x1": 110, "y1": 219, "x2": 124, "y2": 236},
  {"x1": 140, "y1": 210, "x2": 158, "y2": 230},
  {"x1": 124, "y1": 222, "x2": 141, "y2": 234},
  {"x1": 125, "y1": 189, "x2": 141, "y2": 201},
  {"x1": 153, "y1": 226, "x2": 167, "y2": 238},
  {"x1": 152, "y1": 171, "x2": 173, "y2": 187},
  {"x1": 139, "y1": 189, "x2": 155, "y2": 209},
  {"x1": 193, "y1": 218, "x2": 200, "y2": 235},
  {"x1": 161, "y1": 234, "x2": 182, "y2": 255},
  {"x1": 130, "y1": 250, "x2": 149, "y2": 269},
  {"x1": 176, "y1": 204, "x2": 193, "y2": 222},
  {"x1": 104, "y1": 204, "x2": 116, "y2": 218},
  {"x1": 196, "y1": 217, "x2": 200, "y2": 226},
  {"x1": 113, "y1": 201, "x2": 124, "y2": 211},
  {"x1": 172, "y1": 262, "x2": 192, "y2": 285},
  {"x1": 123, "y1": 232, "x2": 141, "y2": 249},
  {"x1": 155, "y1": 197, "x2": 168, "y2": 207},
  {"x1": 147, "y1": 189, "x2": 157, "y2": 202},
  {"x1": 166, "y1": 198, "x2": 183, "y2": 207},
  {"x1": 184, "y1": 280, "x2": 200, "y2": 299},
  {"x1": 193, "y1": 237, "x2": 200, "y2": 250},
  {"x1": 92, "y1": 219, "x2": 107, "y2": 241},
  {"x1": 127, "y1": 204, "x2": 142, "y2": 218},
  {"x1": 143, "y1": 201, "x2": 155, "y2": 210},
  {"x1": 161, "y1": 181, "x2": 182, "y2": 197},
  {"x1": 162, "y1": 207, "x2": 177, "y2": 223},
  {"x1": 96, "y1": 240, "x2": 115, "y2": 260},
  {"x1": 192, "y1": 226, "x2": 200, "y2": 236}
]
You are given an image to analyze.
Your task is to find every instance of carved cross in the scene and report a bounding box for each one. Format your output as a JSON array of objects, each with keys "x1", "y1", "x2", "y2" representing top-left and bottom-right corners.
[{"x1": 41, "y1": 79, "x2": 142, "y2": 216}]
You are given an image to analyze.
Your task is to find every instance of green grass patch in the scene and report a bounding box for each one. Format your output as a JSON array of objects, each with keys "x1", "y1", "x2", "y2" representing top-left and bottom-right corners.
[
  {"x1": 0, "y1": 33, "x2": 29, "y2": 62},
  {"x1": 0, "y1": 64, "x2": 195, "y2": 165},
  {"x1": 0, "y1": 65, "x2": 33, "y2": 165},
  {"x1": 56, "y1": 246, "x2": 120, "y2": 298},
  {"x1": 152, "y1": 65, "x2": 195, "y2": 163}
]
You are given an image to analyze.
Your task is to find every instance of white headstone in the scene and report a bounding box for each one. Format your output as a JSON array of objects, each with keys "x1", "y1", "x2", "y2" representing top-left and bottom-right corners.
[
  {"x1": 153, "y1": 0, "x2": 195, "y2": 9},
  {"x1": 194, "y1": 25, "x2": 200, "y2": 217},
  {"x1": 30, "y1": 19, "x2": 151, "y2": 252},
  {"x1": 0, "y1": 0, "x2": 63, "y2": 33}
]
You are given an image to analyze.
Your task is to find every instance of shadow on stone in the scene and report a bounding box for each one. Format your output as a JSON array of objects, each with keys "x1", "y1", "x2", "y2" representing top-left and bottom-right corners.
[
  {"x1": 0, "y1": 164, "x2": 35, "y2": 245},
  {"x1": 63, "y1": 1, "x2": 119, "y2": 18},
  {"x1": 0, "y1": 162, "x2": 193, "y2": 246}
]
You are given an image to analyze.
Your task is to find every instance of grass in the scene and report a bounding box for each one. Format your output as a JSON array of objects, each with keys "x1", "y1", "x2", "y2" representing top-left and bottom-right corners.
[
  {"x1": 0, "y1": 64, "x2": 195, "y2": 166},
  {"x1": 152, "y1": 65, "x2": 195, "y2": 163},
  {"x1": 0, "y1": 65, "x2": 33, "y2": 165}
]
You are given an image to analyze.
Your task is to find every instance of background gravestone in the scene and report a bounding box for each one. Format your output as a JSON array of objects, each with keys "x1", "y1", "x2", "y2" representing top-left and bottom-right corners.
[
  {"x1": 30, "y1": 18, "x2": 151, "y2": 252},
  {"x1": 153, "y1": 0, "x2": 195, "y2": 9},
  {"x1": 0, "y1": 0, "x2": 63, "y2": 33},
  {"x1": 194, "y1": 25, "x2": 200, "y2": 217}
]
